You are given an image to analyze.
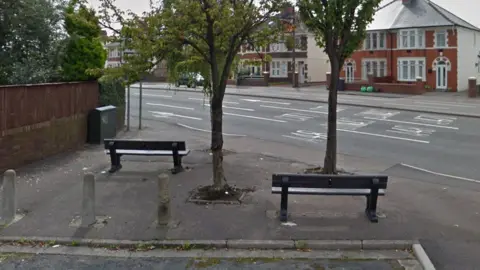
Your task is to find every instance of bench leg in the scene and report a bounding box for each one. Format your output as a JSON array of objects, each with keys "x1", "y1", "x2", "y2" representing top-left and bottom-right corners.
[
  {"x1": 365, "y1": 193, "x2": 379, "y2": 223},
  {"x1": 279, "y1": 186, "x2": 289, "y2": 222},
  {"x1": 171, "y1": 145, "x2": 184, "y2": 174},
  {"x1": 108, "y1": 150, "x2": 122, "y2": 174}
]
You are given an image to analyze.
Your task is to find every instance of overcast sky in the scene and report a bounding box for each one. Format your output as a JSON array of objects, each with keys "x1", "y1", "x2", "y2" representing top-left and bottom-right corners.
[{"x1": 87, "y1": 0, "x2": 480, "y2": 28}]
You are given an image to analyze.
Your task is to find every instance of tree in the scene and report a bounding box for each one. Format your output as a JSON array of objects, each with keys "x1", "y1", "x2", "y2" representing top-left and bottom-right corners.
[
  {"x1": 62, "y1": 0, "x2": 106, "y2": 81},
  {"x1": 297, "y1": 0, "x2": 381, "y2": 174},
  {"x1": 0, "y1": 0, "x2": 67, "y2": 85},
  {"x1": 99, "y1": 0, "x2": 287, "y2": 193}
]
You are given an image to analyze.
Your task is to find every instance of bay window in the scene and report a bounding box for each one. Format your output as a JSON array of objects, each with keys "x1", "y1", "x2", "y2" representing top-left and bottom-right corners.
[
  {"x1": 362, "y1": 59, "x2": 387, "y2": 79},
  {"x1": 397, "y1": 58, "x2": 425, "y2": 81}
]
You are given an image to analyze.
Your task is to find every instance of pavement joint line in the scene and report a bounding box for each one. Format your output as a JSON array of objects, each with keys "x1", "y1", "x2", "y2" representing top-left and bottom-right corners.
[{"x1": 144, "y1": 87, "x2": 480, "y2": 119}]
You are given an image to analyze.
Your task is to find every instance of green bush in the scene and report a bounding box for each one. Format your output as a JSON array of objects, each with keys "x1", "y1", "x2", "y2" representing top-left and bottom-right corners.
[{"x1": 98, "y1": 77, "x2": 125, "y2": 107}]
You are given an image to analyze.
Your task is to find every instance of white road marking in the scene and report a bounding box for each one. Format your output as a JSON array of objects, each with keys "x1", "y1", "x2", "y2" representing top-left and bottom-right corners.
[
  {"x1": 203, "y1": 104, "x2": 254, "y2": 111},
  {"x1": 276, "y1": 113, "x2": 316, "y2": 122},
  {"x1": 386, "y1": 125, "x2": 436, "y2": 137},
  {"x1": 413, "y1": 101, "x2": 477, "y2": 108},
  {"x1": 150, "y1": 111, "x2": 202, "y2": 120},
  {"x1": 400, "y1": 163, "x2": 480, "y2": 184},
  {"x1": 363, "y1": 116, "x2": 459, "y2": 130},
  {"x1": 385, "y1": 102, "x2": 451, "y2": 109},
  {"x1": 310, "y1": 105, "x2": 345, "y2": 112},
  {"x1": 414, "y1": 114, "x2": 456, "y2": 125},
  {"x1": 188, "y1": 97, "x2": 239, "y2": 104},
  {"x1": 282, "y1": 135, "x2": 321, "y2": 143},
  {"x1": 355, "y1": 109, "x2": 399, "y2": 119},
  {"x1": 323, "y1": 118, "x2": 374, "y2": 130},
  {"x1": 337, "y1": 129, "x2": 430, "y2": 144},
  {"x1": 133, "y1": 93, "x2": 172, "y2": 98},
  {"x1": 224, "y1": 112, "x2": 287, "y2": 123},
  {"x1": 242, "y1": 99, "x2": 291, "y2": 105},
  {"x1": 176, "y1": 123, "x2": 246, "y2": 137},
  {"x1": 260, "y1": 105, "x2": 328, "y2": 114},
  {"x1": 146, "y1": 103, "x2": 194, "y2": 110}
]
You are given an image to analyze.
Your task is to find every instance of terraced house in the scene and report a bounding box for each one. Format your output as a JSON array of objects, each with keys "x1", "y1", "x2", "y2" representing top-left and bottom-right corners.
[{"x1": 341, "y1": 0, "x2": 480, "y2": 93}]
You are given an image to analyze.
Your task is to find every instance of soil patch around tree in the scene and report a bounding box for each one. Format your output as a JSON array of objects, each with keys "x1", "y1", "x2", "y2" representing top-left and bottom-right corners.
[{"x1": 187, "y1": 185, "x2": 255, "y2": 205}]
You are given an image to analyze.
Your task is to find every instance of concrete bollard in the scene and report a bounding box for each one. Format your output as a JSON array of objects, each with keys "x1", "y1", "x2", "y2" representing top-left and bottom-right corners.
[
  {"x1": 1, "y1": 170, "x2": 17, "y2": 225},
  {"x1": 157, "y1": 173, "x2": 171, "y2": 225},
  {"x1": 82, "y1": 173, "x2": 96, "y2": 226}
]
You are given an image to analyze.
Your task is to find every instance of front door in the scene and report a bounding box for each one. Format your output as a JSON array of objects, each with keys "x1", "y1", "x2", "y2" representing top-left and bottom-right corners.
[
  {"x1": 436, "y1": 61, "x2": 448, "y2": 90},
  {"x1": 345, "y1": 63, "x2": 354, "y2": 83},
  {"x1": 298, "y1": 63, "x2": 305, "y2": 83}
]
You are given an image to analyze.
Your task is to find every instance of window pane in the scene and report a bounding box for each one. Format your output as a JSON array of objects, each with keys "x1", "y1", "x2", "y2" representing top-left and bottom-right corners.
[
  {"x1": 366, "y1": 61, "x2": 371, "y2": 74},
  {"x1": 402, "y1": 34, "x2": 408, "y2": 47},
  {"x1": 366, "y1": 34, "x2": 371, "y2": 49},
  {"x1": 372, "y1": 61, "x2": 378, "y2": 76},
  {"x1": 418, "y1": 33, "x2": 423, "y2": 47},
  {"x1": 379, "y1": 33, "x2": 385, "y2": 48},
  {"x1": 418, "y1": 61, "x2": 424, "y2": 79},
  {"x1": 436, "y1": 31, "x2": 446, "y2": 47},
  {"x1": 372, "y1": 33, "x2": 378, "y2": 49},
  {"x1": 410, "y1": 60, "x2": 416, "y2": 80},
  {"x1": 409, "y1": 30, "x2": 416, "y2": 47},
  {"x1": 380, "y1": 61, "x2": 386, "y2": 76},
  {"x1": 402, "y1": 61, "x2": 408, "y2": 79}
]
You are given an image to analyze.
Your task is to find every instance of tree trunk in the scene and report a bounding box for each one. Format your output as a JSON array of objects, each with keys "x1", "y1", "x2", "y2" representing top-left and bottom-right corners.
[
  {"x1": 323, "y1": 56, "x2": 340, "y2": 174},
  {"x1": 210, "y1": 87, "x2": 227, "y2": 190}
]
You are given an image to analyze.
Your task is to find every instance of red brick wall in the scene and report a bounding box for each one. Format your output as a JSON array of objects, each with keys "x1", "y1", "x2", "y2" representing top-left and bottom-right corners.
[
  {"x1": 0, "y1": 81, "x2": 99, "y2": 171},
  {"x1": 341, "y1": 29, "x2": 458, "y2": 91}
]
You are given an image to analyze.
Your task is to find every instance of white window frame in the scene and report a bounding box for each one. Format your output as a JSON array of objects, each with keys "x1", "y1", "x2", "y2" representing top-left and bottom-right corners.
[
  {"x1": 271, "y1": 60, "x2": 288, "y2": 78},
  {"x1": 434, "y1": 29, "x2": 448, "y2": 48},
  {"x1": 397, "y1": 57, "x2": 426, "y2": 82},
  {"x1": 269, "y1": 42, "x2": 286, "y2": 52},
  {"x1": 362, "y1": 59, "x2": 387, "y2": 79},
  {"x1": 397, "y1": 29, "x2": 425, "y2": 49},
  {"x1": 364, "y1": 32, "x2": 387, "y2": 50}
]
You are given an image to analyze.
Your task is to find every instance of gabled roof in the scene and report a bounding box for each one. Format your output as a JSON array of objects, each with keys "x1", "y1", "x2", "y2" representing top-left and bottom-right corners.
[{"x1": 367, "y1": 0, "x2": 480, "y2": 32}]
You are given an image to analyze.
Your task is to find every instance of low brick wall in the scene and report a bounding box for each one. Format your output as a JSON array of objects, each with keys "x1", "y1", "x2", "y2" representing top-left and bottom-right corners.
[
  {"x1": 238, "y1": 77, "x2": 267, "y2": 86},
  {"x1": 374, "y1": 83, "x2": 425, "y2": 94},
  {"x1": 0, "y1": 81, "x2": 99, "y2": 171}
]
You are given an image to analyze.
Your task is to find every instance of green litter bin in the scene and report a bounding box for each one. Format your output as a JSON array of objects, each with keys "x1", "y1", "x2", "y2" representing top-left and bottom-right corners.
[{"x1": 87, "y1": 105, "x2": 117, "y2": 144}]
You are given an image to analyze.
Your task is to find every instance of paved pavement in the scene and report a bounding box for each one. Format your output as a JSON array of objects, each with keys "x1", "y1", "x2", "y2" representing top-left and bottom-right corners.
[
  {"x1": 127, "y1": 87, "x2": 480, "y2": 181},
  {"x1": 0, "y1": 122, "x2": 479, "y2": 269},
  {"x1": 132, "y1": 82, "x2": 480, "y2": 118}
]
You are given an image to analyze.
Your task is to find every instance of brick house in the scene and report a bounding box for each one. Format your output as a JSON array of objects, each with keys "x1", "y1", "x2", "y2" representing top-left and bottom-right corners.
[
  {"x1": 340, "y1": 0, "x2": 480, "y2": 93},
  {"x1": 236, "y1": 7, "x2": 330, "y2": 86}
]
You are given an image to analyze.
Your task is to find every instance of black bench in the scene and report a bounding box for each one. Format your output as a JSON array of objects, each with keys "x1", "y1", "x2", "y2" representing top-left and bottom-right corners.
[
  {"x1": 271, "y1": 173, "x2": 388, "y2": 223},
  {"x1": 104, "y1": 139, "x2": 190, "y2": 174}
]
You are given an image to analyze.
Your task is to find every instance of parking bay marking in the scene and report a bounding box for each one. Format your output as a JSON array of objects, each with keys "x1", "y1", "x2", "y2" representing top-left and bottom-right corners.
[
  {"x1": 283, "y1": 128, "x2": 429, "y2": 144},
  {"x1": 322, "y1": 117, "x2": 375, "y2": 131},
  {"x1": 355, "y1": 109, "x2": 399, "y2": 120},
  {"x1": 283, "y1": 130, "x2": 327, "y2": 143},
  {"x1": 260, "y1": 105, "x2": 328, "y2": 114},
  {"x1": 386, "y1": 125, "x2": 436, "y2": 137},
  {"x1": 414, "y1": 114, "x2": 457, "y2": 125},
  {"x1": 276, "y1": 113, "x2": 317, "y2": 122},
  {"x1": 150, "y1": 111, "x2": 202, "y2": 120},
  {"x1": 363, "y1": 116, "x2": 458, "y2": 130}
]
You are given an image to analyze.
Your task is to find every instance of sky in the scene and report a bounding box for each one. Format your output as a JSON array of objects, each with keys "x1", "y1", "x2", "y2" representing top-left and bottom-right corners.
[{"x1": 87, "y1": 0, "x2": 480, "y2": 28}]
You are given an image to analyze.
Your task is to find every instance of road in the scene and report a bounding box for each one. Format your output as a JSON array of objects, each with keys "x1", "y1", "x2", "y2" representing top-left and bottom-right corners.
[
  {"x1": 0, "y1": 254, "x2": 407, "y2": 270},
  {"x1": 126, "y1": 87, "x2": 480, "y2": 183}
]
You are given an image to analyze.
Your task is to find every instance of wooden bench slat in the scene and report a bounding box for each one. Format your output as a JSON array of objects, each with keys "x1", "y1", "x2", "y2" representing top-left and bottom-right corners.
[
  {"x1": 104, "y1": 139, "x2": 187, "y2": 151},
  {"x1": 271, "y1": 187, "x2": 386, "y2": 195},
  {"x1": 272, "y1": 174, "x2": 388, "y2": 189},
  {"x1": 106, "y1": 149, "x2": 190, "y2": 155}
]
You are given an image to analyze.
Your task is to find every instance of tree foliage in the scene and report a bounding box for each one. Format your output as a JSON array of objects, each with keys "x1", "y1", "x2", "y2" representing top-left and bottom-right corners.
[
  {"x1": 297, "y1": 0, "x2": 381, "y2": 174},
  {"x1": 0, "y1": 0, "x2": 67, "y2": 85},
  {"x1": 99, "y1": 0, "x2": 287, "y2": 190},
  {"x1": 61, "y1": 0, "x2": 106, "y2": 82}
]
